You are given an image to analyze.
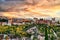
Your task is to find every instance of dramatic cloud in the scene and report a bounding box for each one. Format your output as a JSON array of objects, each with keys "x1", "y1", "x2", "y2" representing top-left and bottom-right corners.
[{"x1": 0, "y1": 0, "x2": 60, "y2": 18}]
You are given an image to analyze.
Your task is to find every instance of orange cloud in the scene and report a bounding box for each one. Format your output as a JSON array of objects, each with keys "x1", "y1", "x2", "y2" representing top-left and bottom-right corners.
[{"x1": 0, "y1": 0, "x2": 60, "y2": 18}]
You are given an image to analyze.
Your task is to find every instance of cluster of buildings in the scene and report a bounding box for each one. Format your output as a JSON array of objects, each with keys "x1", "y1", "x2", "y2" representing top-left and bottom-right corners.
[
  {"x1": 0, "y1": 16, "x2": 60, "y2": 40},
  {"x1": 0, "y1": 16, "x2": 60, "y2": 26},
  {"x1": 0, "y1": 16, "x2": 33, "y2": 26},
  {"x1": 33, "y1": 18, "x2": 56, "y2": 25}
]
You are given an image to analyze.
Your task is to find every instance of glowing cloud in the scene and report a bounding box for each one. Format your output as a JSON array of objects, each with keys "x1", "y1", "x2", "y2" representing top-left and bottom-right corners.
[{"x1": 0, "y1": 0, "x2": 60, "y2": 18}]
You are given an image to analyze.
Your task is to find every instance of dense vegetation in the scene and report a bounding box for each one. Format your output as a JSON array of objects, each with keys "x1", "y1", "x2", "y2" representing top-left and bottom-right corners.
[
  {"x1": 0, "y1": 24, "x2": 60, "y2": 40},
  {"x1": 0, "y1": 24, "x2": 32, "y2": 37}
]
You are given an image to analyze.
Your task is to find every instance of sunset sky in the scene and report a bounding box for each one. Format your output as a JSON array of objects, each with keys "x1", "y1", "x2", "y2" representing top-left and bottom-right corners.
[{"x1": 0, "y1": 0, "x2": 60, "y2": 18}]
